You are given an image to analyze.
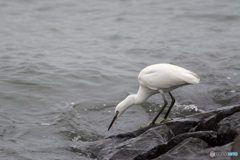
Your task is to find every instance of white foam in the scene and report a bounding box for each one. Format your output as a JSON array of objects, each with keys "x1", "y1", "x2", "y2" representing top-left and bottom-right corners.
[{"x1": 41, "y1": 123, "x2": 51, "y2": 126}]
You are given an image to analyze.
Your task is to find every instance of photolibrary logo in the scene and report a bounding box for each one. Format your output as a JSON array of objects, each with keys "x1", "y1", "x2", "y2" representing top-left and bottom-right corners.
[
  {"x1": 210, "y1": 151, "x2": 238, "y2": 157},
  {"x1": 210, "y1": 151, "x2": 215, "y2": 157}
]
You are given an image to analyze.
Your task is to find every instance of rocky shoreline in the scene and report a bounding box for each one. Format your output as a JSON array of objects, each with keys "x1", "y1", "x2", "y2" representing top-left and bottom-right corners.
[{"x1": 73, "y1": 105, "x2": 240, "y2": 160}]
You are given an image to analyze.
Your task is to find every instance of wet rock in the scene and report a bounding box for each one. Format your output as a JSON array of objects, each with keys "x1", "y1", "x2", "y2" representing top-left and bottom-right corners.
[
  {"x1": 98, "y1": 125, "x2": 173, "y2": 160},
  {"x1": 232, "y1": 135, "x2": 240, "y2": 160},
  {"x1": 153, "y1": 137, "x2": 209, "y2": 160},
  {"x1": 217, "y1": 112, "x2": 240, "y2": 145},
  {"x1": 73, "y1": 125, "x2": 173, "y2": 160},
  {"x1": 155, "y1": 138, "x2": 233, "y2": 160},
  {"x1": 162, "y1": 118, "x2": 199, "y2": 136},
  {"x1": 164, "y1": 104, "x2": 240, "y2": 136},
  {"x1": 72, "y1": 105, "x2": 240, "y2": 160},
  {"x1": 192, "y1": 105, "x2": 240, "y2": 132},
  {"x1": 134, "y1": 131, "x2": 217, "y2": 160},
  {"x1": 71, "y1": 138, "x2": 113, "y2": 158}
]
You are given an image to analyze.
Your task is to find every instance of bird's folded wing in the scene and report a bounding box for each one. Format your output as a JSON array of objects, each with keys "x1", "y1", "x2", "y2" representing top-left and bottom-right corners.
[{"x1": 138, "y1": 70, "x2": 198, "y2": 91}]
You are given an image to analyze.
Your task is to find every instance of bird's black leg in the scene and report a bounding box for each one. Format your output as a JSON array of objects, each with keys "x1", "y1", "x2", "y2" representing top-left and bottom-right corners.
[
  {"x1": 163, "y1": 92, "x2": 175, "y2": 120},
  {"x1": 150, "y1": 94, "x2": 168, "y2": 125}
]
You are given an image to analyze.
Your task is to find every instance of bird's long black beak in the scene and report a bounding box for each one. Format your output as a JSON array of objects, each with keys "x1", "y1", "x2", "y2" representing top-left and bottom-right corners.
[{"x1": 108, "y1": 112, "x2": 119, "y2": 131}]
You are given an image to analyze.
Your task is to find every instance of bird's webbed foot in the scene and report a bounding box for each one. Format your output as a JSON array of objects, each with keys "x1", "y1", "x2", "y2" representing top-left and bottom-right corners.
[
  {"x1": 139, "y1": 122, "x2": 155, "y2": 128},
  {"x1": 155, "y1": 118, "x2": 172, "y2": 124},
  {"x1": 140, "y1": 118, "x2": 172, "y2": 128}
]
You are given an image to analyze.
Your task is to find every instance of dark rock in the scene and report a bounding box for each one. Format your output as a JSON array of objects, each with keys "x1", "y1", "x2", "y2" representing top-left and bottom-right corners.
[
  {"x1": 155, "y1": 139, "x2": 233, "y2": 160},
  {"x1": 169, "y1": 130, "x2": 217, "y2": 148},
  {"x1": 98, "y1": 125, "x2": 174, "y2": 160},
  {"x1": 108, "y1": 124, "x2": 155, "y2": 144},
  {"x1": 163, "y1": 105, "x2": 240, "y2": 136},
  {"x1": 232, "y1": 135, "x2": 240, "y2": 160},
  {"x1": 217, "y1": 112, "x2": 240, "y2": 145},
  {"x1": 72, "y1": 138, "x2": 113, "y2": 158},
  {"x1": 134, "y1": 131, "x2": 217, "y2": 160},
  {"x1": 162, "y1": 118, "x2": 199, "y2": 136},
  {"x1": 192, "y1": 105, "x2": 240, "y2": 132},
  {"x1": 73, "y1": 125, "x2": 173, "y2": 160},
  {"x1": 71, "y1": 105, "x2": 240, "y2": 160},
  {"x1": 196, "y1": 142, "x2": 233, "y2": 160},
  {"x1": 153, "y1": 137, "x2": 209, "y2": 160}
]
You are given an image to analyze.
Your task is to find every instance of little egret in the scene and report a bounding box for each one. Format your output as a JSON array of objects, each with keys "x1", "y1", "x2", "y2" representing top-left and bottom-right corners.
[{"x1": 108, "y1": 63, "x2": 200, "y2": 130}]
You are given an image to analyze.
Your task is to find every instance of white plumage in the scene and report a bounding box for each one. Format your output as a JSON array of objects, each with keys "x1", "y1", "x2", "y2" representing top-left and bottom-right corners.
[
  {"x1": 138, "y1": 63, "x2": 200, "y2": 92},
  {"x1": 108, "y1": 63, "x2": 200, "y2": 130}
]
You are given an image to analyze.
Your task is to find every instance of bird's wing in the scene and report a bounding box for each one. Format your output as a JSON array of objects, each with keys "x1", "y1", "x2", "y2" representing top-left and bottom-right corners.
[{"x1": 138, "y1": 69, "x2": 198, "y2": 91}]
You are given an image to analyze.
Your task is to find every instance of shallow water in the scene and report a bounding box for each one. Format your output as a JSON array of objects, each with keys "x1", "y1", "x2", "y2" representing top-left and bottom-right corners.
[{"x1": 0, "y1": 0, "x2": 239, "y2": 159}]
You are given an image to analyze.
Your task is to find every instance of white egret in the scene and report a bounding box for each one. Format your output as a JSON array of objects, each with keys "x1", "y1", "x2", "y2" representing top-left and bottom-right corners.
[{"x1": 108, "y1": 63, "x2": 200, "y2": 130}]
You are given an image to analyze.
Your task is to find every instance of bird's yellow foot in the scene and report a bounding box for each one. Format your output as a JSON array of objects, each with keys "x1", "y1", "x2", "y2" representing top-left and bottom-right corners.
[
  {"x1": 155, "y1": 118, "x2": 172, "y2": 124},
  {"x1": 140, "y1": 119, "x2": 172, "y2": 128},
  {"x1": 140, "y1": 122, "x2": 154, "y2": 128}
]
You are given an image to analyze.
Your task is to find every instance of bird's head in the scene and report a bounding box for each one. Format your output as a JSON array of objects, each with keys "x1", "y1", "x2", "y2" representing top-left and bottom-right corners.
[
  {"x1": 108, "y1": 101, "x2": 128, "y2": 131},
  {"x1": 108, "y1": 95, "x2": 136, "y2": 130}
]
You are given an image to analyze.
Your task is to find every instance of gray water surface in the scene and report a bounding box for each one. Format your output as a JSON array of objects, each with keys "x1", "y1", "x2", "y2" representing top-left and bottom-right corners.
[{"x1": 0, "y1": 0, "x2": 239, "y2": 159}]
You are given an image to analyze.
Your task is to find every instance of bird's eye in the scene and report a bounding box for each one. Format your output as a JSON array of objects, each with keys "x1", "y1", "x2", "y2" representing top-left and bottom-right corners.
[{"x1": 116, "y1": 110, "x2": 119, "y2": 115}]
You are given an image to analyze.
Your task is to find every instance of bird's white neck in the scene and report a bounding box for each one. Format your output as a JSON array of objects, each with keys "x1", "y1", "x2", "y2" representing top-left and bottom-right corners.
[
  {"x1": 135, "y1": 85, "x2": 158, "y2": 104},
  {"x1": 117, "y1": 85, "x2": 157, "y2": 113}
]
